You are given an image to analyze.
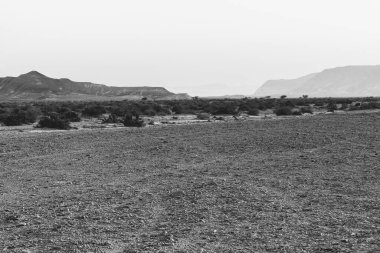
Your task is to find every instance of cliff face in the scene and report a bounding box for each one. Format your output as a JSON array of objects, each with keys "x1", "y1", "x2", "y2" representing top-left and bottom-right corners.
[
  {"x1": 0, "y1": 71, "x2": 191, "y2": 101},
  {"x1": 254, "y1": 66, "x2": 380, "y2": 97}
]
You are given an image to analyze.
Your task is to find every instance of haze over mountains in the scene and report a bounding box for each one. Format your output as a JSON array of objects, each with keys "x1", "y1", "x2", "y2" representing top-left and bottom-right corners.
[
  {"x1": 0, "y1": 71, "x2": 191, "y2": 101},
  {"x1": 1, "y1": 66, "x2": 380, "y2": 101},
  {"x1": 254, "y1": 66, "x2": 380, "y2": 98}
]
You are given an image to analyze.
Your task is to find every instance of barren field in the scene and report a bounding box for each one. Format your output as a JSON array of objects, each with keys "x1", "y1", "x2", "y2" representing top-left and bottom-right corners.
[{"x1": 1, "y1": 112, "x2": 379, "y2": 252}]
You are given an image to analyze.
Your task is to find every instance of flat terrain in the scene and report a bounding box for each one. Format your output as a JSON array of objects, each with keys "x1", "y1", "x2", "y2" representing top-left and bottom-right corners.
[{"x1": 0, "y1": 113, "x2": 379, "y2": 252}]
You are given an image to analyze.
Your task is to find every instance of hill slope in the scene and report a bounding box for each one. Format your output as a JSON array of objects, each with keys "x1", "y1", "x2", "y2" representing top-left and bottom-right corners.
[
  {"x1": 254, "y1": 66, "x2": 380, "y2": 97},
  {"x1": 0, "y1": 71, "x2": 191, "y2": 101}
]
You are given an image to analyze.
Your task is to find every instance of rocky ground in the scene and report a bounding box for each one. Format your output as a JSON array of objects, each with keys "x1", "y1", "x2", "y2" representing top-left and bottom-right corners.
[{"x1": 0, "y1": 112, "x2": 379, "y2": 252}]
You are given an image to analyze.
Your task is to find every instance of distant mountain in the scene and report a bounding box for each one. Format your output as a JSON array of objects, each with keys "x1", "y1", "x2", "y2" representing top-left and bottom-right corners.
[
  {"x1": 254, "y1": 66, "x2": 380, "y2": 98},
  {"x1": 201, "y1": 95, "x2": 249, "y2": 99},
  {"x1": 0, "y1": 71, "x2": 191, "y2": 101}
]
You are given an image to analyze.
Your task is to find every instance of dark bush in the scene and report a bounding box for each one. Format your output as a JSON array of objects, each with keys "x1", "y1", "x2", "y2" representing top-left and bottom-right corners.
[
  {"x1": 109, "y1": 105, "x2": 127, "y2": 117},
  {"x1": 37, "y1": 114, "x2": 71, "y2": 129},
  {"x1": 300, "y1": 107, "x2": 313, "y2": 114},
  {"x1": 0, "y1": 113, "x2": 7, "y2": 124},
  {"x1": 2, "y1": 107, "x2": 38, "y2": 126},
  {"x1": 143, "y1": 109, "x2": 157, "y2": 116},
  {"x1": 56, "y1": 106, "x2": 71, "y2": 114},
  {"x1": 214, "y1": 104, "x2": 236, "y2": 115},
  {"x1": 340, "y1": 103, "x2": 348, "y2": 110},
  {"x1": 172, "y1": 104, "x2": 183, "y2": 114},
  {"x1": 283, "y1": 100, "x2": 295, "y2": 108},
  {"x1": 358, "y1": 102, "x2": 380, "y2": 110},
  {"x1": 292, "y1": 110, "x2": 302, "y2": 115},
  {"x1": 82, "y1": 105, "x2": 106, "y2": 117},
  {"x1": 247, "y1": 108, "x2": 259, "y2": 116},
  {"x1": 123, "y1": 114, "x2": 145, "y2": 127},
  {"x1": 3, "y1": 115, "x2": 24, "y2": 126},
  {"x1": 327, "y1": 102, "x2": 338, "y2": 112},
  {"x1": 62, "y1": 111, "x2": 81, "y2": 122},
  {"x1": 274, "y1": 107, "x2": 292, "y2": 116}
]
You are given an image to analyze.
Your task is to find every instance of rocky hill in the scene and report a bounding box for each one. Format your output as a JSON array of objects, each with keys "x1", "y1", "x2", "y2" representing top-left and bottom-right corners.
[
  {"x1": 254, "y1": 66, "x2": 380, "y2": 97},
  {"x1": 0, "y1": 71, "x2": 191, "y2": 101}
]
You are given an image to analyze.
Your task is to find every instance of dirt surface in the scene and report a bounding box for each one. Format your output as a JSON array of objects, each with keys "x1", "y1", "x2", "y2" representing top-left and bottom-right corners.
[{"x1": 0, "y1": 112, "x2": 379, "y2": 252}]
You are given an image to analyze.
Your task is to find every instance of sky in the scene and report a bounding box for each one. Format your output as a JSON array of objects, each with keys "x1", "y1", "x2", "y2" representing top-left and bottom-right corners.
[{"x1": 1, "y1": 0, "x2": 380, "y2": 96}]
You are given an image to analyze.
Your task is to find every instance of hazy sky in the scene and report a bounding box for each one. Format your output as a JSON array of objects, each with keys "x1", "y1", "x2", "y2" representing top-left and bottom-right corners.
[{"x1": 1, "y1": 0, "x2": 380, "y2": 96}]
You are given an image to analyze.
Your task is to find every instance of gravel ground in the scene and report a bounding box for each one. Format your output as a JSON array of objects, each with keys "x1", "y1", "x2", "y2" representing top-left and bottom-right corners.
[{"x1": 0, "y1": 112, "x2": 379, "y2": 252}]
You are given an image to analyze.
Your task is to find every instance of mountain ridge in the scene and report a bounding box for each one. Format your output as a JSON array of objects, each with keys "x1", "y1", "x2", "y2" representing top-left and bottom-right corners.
[
  {"x1": 254, "y1": 65, "x2": 380, "y2": 98},
  {"x1": 0, "y1": 71, "x2": 191, "y2": 101}
]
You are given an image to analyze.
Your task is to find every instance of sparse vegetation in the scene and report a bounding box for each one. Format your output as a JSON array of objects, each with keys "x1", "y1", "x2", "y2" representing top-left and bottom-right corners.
[{"x1": 0, "y1": 97, "x2": 379, "y2": 127}]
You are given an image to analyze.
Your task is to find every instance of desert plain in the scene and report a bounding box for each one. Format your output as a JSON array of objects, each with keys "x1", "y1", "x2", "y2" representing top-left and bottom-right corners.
[{"x1": 0, "y1": 112, "x2": 379, "y2": 252}]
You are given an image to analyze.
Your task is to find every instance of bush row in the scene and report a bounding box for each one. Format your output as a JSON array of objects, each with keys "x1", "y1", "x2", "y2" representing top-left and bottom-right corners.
[{"x1": 0, "y1": 97, "x2": 378, "y2": 128}]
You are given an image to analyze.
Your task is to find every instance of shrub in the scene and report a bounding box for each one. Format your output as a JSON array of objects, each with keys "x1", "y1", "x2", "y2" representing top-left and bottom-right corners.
[
  {"x1": 3, "y1": 115, "x2": 24, "y2": 126},
  {"x1": 327, "y1": 102, "x2": 337, "y2": 112},
  {"x1": 283, "y1": 100, "x2": 295, "y2": 108},
  {"x1": 36, "y1": 114, "x2": 71, "y2": 129},
  {"x1": 215, "y1": 105, "x2": 236, "y2": 115},
  {"x1": 82, "y1": 105, "x2": 106, "y2": 117},
  {"x1": 172, "y1": 104, "x2": 183, "y2": 114},
  {"x1": 0, "y1": 113, "x2": 7, "y2": 124},
  {"x1": 24, "y1": 108, "x2": 39, "y2": 123},
  {"x1": 300, "y1": 107, "x2": 313, "y2": 114},
  {"x1": 62, "y1": 111, "x2": 81, "y2": 122},
  {"x1": 102, "y1": 114, "x2": 120, "y2": 123},
  {"x1": 358, "y1": 102, "x2": 380, "y2": 110},
  {"x1": 340, "y1": 103, "x2": 348, "y2": 110},
  {"x1": 123, "y1": 114, "x2": 145, "y2": 127},
  {"x1": 143, "y1": 109, "x2": 156, "y2": 116},
  {"x1": 247, "y1": 108, "x2": 259, "y2": 116},
  {"x1": 2, "y1": 108, "x2": 38, "y2": 126},
  {"x1": 109, "y1": 106, "x2": 127, "y2": 117},
  {"x1": 292, "y1": 110, "x2": 302, "y2": 115},
  {"x1": 274, "y1": 107, "x2": 292, "y2": 116}
]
